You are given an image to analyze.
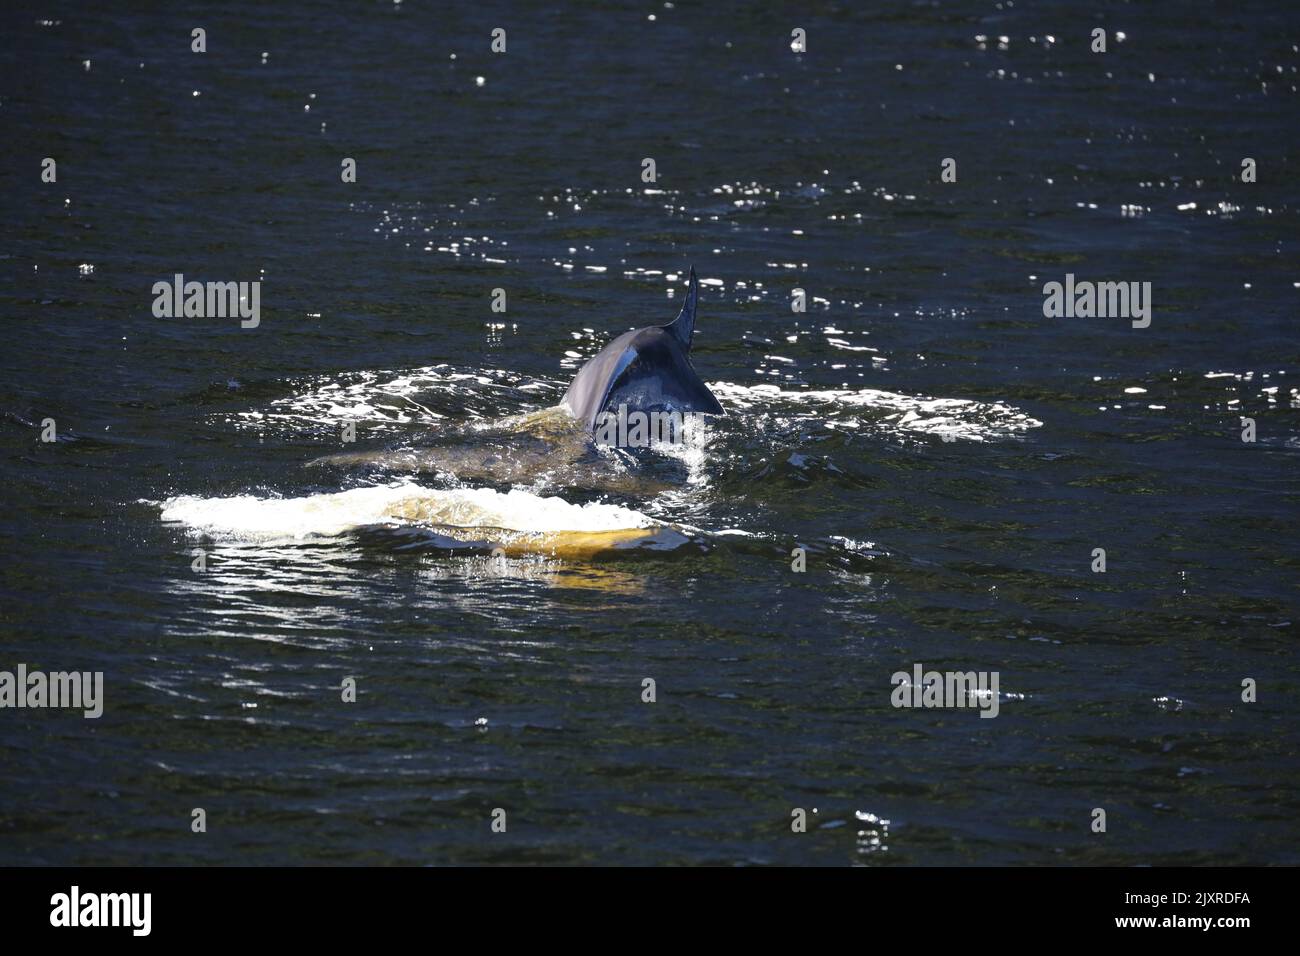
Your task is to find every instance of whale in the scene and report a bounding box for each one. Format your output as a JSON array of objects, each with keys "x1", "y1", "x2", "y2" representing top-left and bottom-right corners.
[{"x1": 562, "y1": 266, "x2": 724, "y2": 432}]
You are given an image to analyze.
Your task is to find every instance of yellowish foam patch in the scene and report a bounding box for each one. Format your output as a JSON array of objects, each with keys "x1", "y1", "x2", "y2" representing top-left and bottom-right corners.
[{"x1": 405, "y1": 522, "x2": 688, "y2": 559}]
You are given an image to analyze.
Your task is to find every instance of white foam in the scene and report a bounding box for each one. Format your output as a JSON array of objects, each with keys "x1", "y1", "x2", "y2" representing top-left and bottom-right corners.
[
  {"x1": 707, "y1": 381, "x2": 1042, "y2": 442},
  {"x1": 228, "y1": 364, "x2": 548, "y2": 435},
  {"x1": 159, "y1": 482, "x2": 655, "y2": 542}
]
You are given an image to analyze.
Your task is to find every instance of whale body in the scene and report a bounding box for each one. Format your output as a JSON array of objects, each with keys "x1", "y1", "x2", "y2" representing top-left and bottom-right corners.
[{"x1": 562, "y1": 266, "x2": 724, "y2": 431}]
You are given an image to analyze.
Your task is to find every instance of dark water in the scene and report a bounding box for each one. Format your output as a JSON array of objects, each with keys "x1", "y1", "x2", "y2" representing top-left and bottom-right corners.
[{"x1": 2, "y1": 1, "x2": 1298, "y2": 865}]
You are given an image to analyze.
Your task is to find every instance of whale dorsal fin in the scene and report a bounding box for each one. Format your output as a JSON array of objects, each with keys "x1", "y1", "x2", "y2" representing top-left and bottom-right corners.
[{"x1": 662, "y1": 265, "x2": 698, "y2": 351}]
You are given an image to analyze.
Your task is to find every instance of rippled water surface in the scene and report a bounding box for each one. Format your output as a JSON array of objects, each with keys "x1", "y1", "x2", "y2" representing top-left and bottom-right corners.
[{"x1": 2, "y1": 1, "x2": 1298, "y2": 865}]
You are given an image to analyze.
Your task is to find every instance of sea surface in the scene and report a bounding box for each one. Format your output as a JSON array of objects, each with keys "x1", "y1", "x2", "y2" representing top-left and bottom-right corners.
[{"x1": 1, "y1": 1, "x2": 1298, "y2": 865}]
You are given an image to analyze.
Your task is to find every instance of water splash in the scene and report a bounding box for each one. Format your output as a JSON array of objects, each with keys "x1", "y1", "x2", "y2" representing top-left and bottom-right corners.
[{"x1": 707, "y1": 381, "x2": 1042, "y2": 442}]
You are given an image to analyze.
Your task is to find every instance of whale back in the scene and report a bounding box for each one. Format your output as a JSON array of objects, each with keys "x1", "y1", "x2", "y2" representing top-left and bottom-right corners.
[{"x1": 561, "y1": 268, "x2": 722, "y2": 430}]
